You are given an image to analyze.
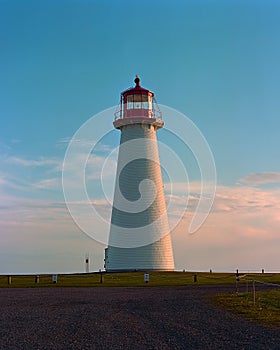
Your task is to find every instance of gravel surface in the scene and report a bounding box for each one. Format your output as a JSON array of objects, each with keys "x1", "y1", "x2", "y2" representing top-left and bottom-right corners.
[{"x1": 0, "y1": 285, "x2": 279, "y2": 349}]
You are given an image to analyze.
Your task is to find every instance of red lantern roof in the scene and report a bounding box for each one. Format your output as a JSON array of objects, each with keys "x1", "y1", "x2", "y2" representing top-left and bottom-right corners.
[{"x1": 121, "y1": 75, "x2": 154, "y2": 98}]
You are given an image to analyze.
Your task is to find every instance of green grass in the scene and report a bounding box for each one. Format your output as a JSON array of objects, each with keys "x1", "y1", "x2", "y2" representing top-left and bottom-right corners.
[
  {"x1": 212, "y1": 289, "x2": 280, "y2": 327},
  {"x1": 0, "y1": 271, "x2": 279, "y2": 288}
]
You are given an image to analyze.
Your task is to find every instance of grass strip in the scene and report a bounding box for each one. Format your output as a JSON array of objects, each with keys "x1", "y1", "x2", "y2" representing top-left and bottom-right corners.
[
  {"x1": 212, "y1": 289, "x2": 280, "y2": 327},
  {"x1": 0, "y1": 272, "x2": 279, "y2": 288}
]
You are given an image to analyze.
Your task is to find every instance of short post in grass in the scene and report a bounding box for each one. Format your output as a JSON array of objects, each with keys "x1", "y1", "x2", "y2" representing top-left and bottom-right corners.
[
  {"x1": 235, "y1": 270, "x2": 240, "y2": 294},
  {"x1": 144, "y1": 273, "x2": 149, "y2": 283},
  {"x1": 8, "y1": 276, "x2": 12, "y2": 285},
  {"x1": 52, "y1": 274, "x2": 57, "y2": 284},
  {"x1": 193, "y1": 273, "x2": 197, "y2": 283},
  {"x1": 236, "y1": 269, "x2": 239, "y2": 279},
  {"x1": 252, "y1": 280, "x2": 256, "y2": 305},
  {"x1": 99, "y1": 269, "x2": 103, "y2": 284},
  {"x1": 35, "y1": 275, "x2": 40, "y2": 284}
]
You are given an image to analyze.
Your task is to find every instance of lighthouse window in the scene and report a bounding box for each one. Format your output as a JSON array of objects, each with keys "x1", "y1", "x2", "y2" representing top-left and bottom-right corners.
[
  {"x1": 134, "y1": 94, "x2": 142, "y2": 109},
  {"x1": 142, "y1": 95, "x2": 148, "y2": 109},
  {"x1": 127, "y1": 95, "x2": 133, "y2": 109},
  {"x1": 126, "y1": 94, "x2": 152, "y2": 110}
]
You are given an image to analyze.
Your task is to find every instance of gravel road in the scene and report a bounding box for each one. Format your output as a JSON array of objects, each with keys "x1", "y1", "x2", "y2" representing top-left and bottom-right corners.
[{"x1": 0, "y1": 285, "x2": 279, "y2": 349}]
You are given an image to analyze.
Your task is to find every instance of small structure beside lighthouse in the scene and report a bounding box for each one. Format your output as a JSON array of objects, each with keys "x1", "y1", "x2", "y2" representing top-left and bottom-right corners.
[{"x1": 105, "y1": 76, "x2": 174, "y2": 271}]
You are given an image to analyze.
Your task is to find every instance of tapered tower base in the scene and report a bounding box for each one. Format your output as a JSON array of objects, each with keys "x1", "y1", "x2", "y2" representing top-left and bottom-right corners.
[{"x1": 106, "y1": 234, "x2": 174, "y2": 272}]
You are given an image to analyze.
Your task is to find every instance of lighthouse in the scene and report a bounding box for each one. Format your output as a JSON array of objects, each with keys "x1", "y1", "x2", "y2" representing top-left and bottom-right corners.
[{"x1": 105, "y1": 76, "x2": 174, "y2": 272}]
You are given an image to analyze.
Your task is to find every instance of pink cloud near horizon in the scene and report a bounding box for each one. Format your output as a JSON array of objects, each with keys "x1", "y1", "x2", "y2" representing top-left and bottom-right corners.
[{"x1": 0, "y1": 165, "x2": 280, "y2": 272}]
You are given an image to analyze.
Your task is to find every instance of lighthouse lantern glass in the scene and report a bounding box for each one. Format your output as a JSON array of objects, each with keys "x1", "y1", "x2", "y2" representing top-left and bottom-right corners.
[
  {"x1": 134, "y1": 94, "x2": 142, "y2": 109},
  {"x1": 127, "y1": 95, "x2": 133, "y2": 109},
  {"x1": 126, "y1": 94, "x2": 152, "y2": 111}
]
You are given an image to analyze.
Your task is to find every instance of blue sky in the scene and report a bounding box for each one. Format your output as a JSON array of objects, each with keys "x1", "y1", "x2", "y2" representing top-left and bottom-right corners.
[{"x1": 1, "y1": 0, "x2": 280, "y2": 273}]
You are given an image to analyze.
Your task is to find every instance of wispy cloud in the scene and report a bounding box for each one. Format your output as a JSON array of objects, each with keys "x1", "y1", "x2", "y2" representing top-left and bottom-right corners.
[
  {"x1": 238, "y1": 172, "x2": 280, "y2": 186},
  {"x1": 11, "y1": 139, "x2": 21, "y2": 144},
  {"x1": 6, "y1": 156, "x2": 60, "y2": 168},
  {"x1": 1, "y1": 146, "x2": 117, "y2": 206},
  {"x1": 0, "y1": 141, "x2": 11, "y2": 151},
  {"x1": 0, "y1": 175, "x2": 9, "y2": 186},
  {"x1": 57, "y1": 137, "x2": 94, "y2": 149},
  {"x1": 0, "y1": 172, "x2": 32, "y2": 192},
  {"x1": 212, "y1": 185, "x2": 280, "y2": 213},
  {"x1": 57, "y1": 137, "x2": 115, "y2": 154},
  {"x1": 170, "y1": 182, "x2": 280, "y2": 271},
  {"x1": 33, "y1": 178, "x2": 61, "y2": 190}
]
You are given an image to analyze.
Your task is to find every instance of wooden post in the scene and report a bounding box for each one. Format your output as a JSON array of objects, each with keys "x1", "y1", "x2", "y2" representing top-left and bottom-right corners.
[
  {"x1": 253, "y1": 280, "x2": 256, "y2": 306},
  {"x1": 235, "y1": 270, "x2": 239, "y2": 294},
  {"x1": 99, "y1": 269, "x2": 103, "y2": 284}
]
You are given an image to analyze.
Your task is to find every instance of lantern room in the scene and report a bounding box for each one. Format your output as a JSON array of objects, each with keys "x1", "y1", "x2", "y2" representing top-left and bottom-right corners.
[
  {"x1": 113, "y1": 76, "x2": 163, "y2": 130},
  {"x1": 123, "y1": 76, "x2": 153, "y2": 118}
]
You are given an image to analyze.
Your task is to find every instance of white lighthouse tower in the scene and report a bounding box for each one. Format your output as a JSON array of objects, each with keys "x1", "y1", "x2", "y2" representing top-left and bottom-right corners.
[{"x1": 105, "y1": 76, "x2": 174, "y2": 272}]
